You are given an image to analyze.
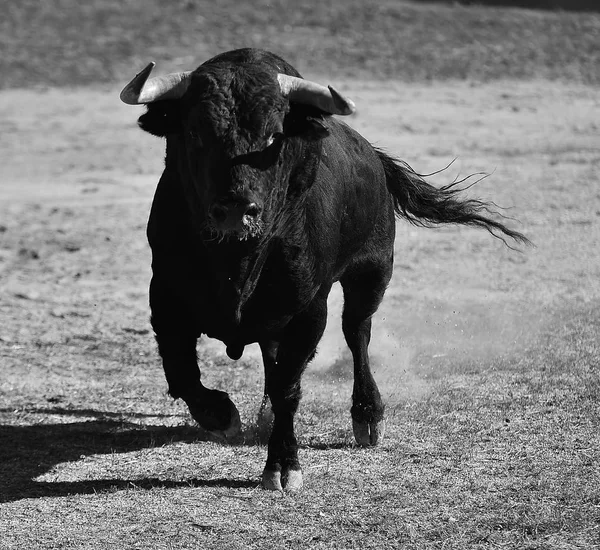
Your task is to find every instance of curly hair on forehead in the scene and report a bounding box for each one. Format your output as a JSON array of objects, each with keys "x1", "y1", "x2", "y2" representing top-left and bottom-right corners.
[
  {"x1": 233, "y1": 68, "x2": 287, "y2": 117},
  {"x1": 188, "y1": 65, "x2": 287, "y2": 140}
]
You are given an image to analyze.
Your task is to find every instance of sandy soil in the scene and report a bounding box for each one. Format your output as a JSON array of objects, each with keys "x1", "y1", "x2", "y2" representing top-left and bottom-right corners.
[{"x1": 1, "y1": 79, "x2": 599, "y2": 409}]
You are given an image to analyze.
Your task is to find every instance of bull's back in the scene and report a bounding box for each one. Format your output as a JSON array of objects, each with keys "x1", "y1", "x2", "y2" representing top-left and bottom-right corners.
[{"x1": 304, "y1": 118, "x2": 395, "y2": 279}]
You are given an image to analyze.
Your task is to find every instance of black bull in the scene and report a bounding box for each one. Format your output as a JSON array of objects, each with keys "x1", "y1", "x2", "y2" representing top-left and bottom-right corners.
[{"x1": 120, "y1": 48, "x2": 528, "y2": 491}]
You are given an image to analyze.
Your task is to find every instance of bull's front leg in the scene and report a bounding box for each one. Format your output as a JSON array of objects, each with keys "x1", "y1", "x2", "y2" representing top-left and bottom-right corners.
[
  {"x1": 150, "y1": 275, "x2": 241, "y2": 439},
  {"x1": 262, "y1": 292, "x2": 329, "y2": 492},
  {"x1": 257, "y1": 339, "x2": 278, "y2": 431}
]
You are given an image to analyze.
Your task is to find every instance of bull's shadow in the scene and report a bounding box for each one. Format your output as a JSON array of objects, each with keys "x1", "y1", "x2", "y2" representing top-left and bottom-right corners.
[{"x1": 0, "y1": 407, "x2": 258, "y2": 503}]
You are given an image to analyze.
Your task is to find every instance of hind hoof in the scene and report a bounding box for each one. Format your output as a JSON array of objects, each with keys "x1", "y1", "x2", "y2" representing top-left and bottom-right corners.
[
  {"x1": 282, "y1": 468, "x2": 303, "y2": 492},
  {"x1": 353, "y1": 419, "x2": 386, "y2": 446}
]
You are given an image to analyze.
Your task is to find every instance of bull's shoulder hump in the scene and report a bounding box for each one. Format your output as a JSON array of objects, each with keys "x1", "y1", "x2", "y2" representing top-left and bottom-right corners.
[{"x1": 321, "y1": 118, "x2": 384, "y2": 178}]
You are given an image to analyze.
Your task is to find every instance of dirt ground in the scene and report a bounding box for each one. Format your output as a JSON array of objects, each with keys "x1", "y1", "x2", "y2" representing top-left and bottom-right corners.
[{"x1": 1, "y1": 79, "x2": 599, "y2": 547}]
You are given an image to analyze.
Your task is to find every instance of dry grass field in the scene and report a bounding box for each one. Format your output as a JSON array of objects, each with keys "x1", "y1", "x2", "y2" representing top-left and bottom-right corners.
[{"x1": 1, "y1": 1, "x2": 599, "y2": 549}]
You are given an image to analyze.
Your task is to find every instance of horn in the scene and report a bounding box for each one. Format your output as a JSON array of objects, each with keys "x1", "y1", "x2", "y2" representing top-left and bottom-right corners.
[
  {"x1": 277, "y1": 74, "x2": 356, "y2": 116},
  {"x1": 120, "y1": 62, "x2": 193, "y2": 105}
]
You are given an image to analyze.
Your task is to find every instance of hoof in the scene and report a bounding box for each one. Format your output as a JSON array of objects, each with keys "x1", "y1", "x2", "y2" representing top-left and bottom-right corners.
[
  {"x1": 353, "y1": 418, "x2": 386, "y2": 446},
  {"x1": 185, "y1": 389, "x2": 242, "y2": 439},
  {"x1": 262, "y1": 468, "x2": 283, "y2": 492},
  {"x1": 282, "y1": 469, "x2": 303, "y2": 492},
  {"x1": 208, "y1": 408, "x2": 242, "y2": 440},
  {"x1": 262, "y1": 467, "x2": 303, "y2": 492}
]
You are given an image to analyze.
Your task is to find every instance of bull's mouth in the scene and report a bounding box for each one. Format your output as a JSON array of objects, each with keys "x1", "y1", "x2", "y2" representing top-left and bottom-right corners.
[{"x1": 208, "y1": 215, "x2": 264, "y2": 241}]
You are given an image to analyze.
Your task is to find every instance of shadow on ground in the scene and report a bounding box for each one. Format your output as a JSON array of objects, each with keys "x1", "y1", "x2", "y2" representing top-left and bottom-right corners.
[{"x1": 0, "y1": 408, "x2": 259, "y2": 503}]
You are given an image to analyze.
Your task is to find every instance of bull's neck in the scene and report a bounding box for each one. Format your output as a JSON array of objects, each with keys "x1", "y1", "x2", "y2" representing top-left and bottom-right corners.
[{"x1": 204, "y1": 237, "x2": 271, "y2": 324}]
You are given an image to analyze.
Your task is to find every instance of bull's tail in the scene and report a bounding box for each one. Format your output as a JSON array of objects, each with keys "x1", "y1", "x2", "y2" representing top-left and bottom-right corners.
[{"x1": 376, "y1": 149, "x2": 531, "y2": 247}]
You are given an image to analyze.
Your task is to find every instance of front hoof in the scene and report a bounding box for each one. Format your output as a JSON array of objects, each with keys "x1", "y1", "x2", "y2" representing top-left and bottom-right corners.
[
  {"x1": 353, "y1": 419, "x2": 386, "y2": 446},
  {"x1": 185, "y1": 389, "x2": 242, "y2": 438},
  {"x1": 262, "y1": 468, "x2": 283, "y2": 492},
  {"x1": 262, "y1": 467, "x2": 303, "y2": 492}
]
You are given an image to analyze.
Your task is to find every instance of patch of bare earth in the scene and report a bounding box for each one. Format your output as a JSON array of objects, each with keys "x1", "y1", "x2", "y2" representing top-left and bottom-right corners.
[{"x1": 1, "y1": 81, "x2": 599, "y2": 548}]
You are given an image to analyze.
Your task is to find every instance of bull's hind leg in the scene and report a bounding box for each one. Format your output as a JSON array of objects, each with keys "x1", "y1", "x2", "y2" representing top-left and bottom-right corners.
[
  {"x1": 150, "y1": 276, "x2": 241, "y2": 439},
  {"x1": 340, "y1": 261, "x2": 392, "y2": 446}
]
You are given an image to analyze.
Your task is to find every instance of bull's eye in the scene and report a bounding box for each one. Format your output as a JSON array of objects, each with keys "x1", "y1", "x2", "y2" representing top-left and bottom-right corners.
[{"x1": 266, "y1": 132, "x2": 284, "y2": 148}]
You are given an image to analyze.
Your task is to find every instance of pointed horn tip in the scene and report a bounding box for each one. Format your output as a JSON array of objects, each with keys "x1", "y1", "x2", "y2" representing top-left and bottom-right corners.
[
  {"x1": 328, "y1": 85, "x2": 356, "y2": 116},
  {"x1": 130, "y1": 61, "x2": 157, "y2": 82},
  {"x1": 119, "y1": 61, "x2": 157, "y2": 105}
]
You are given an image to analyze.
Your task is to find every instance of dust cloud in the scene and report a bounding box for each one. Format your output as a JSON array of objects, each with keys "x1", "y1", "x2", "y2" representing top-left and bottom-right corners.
[
  {"x1": 308, "y1": 282, "x2": 549, "y2": 408},
  {"x1": 198, "y1": 278, "x2": 547, "y2": 410}
]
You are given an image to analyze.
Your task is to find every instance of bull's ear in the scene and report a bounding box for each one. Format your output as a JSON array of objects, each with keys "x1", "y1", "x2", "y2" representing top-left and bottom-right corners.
[
  {"x1": 283, "y1": 106, "x2": 330, "y2": 142},
  {"x1": 137, "y1": 101, "x2": 182, "y2": 137}
]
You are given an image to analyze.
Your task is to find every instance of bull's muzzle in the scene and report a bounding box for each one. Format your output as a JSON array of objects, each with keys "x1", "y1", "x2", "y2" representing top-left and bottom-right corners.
[{"x1": 209, "y1": 197, "x2": 263, "y2": 237}]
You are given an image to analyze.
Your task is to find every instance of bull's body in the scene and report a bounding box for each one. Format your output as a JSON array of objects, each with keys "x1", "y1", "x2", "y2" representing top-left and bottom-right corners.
[
  {"x1": 149, "y1": 117, "x2": 391, "y2": 348},
  {"x1": 122, "y1": 48, "x2": 527, "y2": 491}
]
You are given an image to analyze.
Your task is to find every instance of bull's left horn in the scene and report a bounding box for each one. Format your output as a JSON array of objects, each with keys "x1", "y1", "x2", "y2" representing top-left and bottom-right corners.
[
  {"x1": 278, "y1": 74, "x2": 356, "y2": 116},
  {"x1": 120, "y1": 62, "x2": 193, "y2": 105}
]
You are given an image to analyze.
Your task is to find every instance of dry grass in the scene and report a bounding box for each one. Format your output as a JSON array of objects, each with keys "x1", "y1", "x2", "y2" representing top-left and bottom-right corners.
[
  {"x1": 2, "y1": 310, "x2": 599, "y2": 549},
  {"x1": 1, "y1": 1, "x2": 600, "y2": 548}
]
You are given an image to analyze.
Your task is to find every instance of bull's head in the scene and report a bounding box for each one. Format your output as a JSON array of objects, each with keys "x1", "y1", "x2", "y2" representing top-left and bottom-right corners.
[{"x1": 120, "y1": 52, "x2": 355, "y2": 241}]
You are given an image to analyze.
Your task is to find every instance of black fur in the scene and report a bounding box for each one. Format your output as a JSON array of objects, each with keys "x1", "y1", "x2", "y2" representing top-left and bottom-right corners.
[
  {"x1": 138, "y1": 100, "x2": 181, "y2": 136},
  {"x1": 135, "y1": 48, "x2": 528, "y2": 488}
]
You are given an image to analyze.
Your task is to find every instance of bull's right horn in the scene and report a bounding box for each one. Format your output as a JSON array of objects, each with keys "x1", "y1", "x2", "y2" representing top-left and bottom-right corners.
[
  {"x1": 278, "y1": 74, "x2": 356, "y2": 116},
  {"x1": 120, "y1": 62, "x2": 193, "y2": 105}
]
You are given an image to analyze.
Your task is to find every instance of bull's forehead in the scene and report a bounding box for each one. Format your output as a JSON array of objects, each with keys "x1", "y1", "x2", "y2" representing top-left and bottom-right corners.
[{"x1": 183, "y1": 66, "x2": 287, "y2": 141}]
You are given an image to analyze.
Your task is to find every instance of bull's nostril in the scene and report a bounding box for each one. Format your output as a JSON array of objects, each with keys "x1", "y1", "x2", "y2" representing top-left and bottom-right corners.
[
  {"x1": 210, "y1": 199, "x2": 260, "y2": 228},
  {"x1": 245, "y1": 202, "x2": 260, "y2": 218},
  {"x1": 210, "y1": 204, "x2": 228, "y2": 223}
]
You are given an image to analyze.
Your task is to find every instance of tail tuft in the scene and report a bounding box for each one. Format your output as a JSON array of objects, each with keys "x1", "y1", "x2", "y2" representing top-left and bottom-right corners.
[{"x1": 377, "y1": 149, "x2": 531, "y2": 248}]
